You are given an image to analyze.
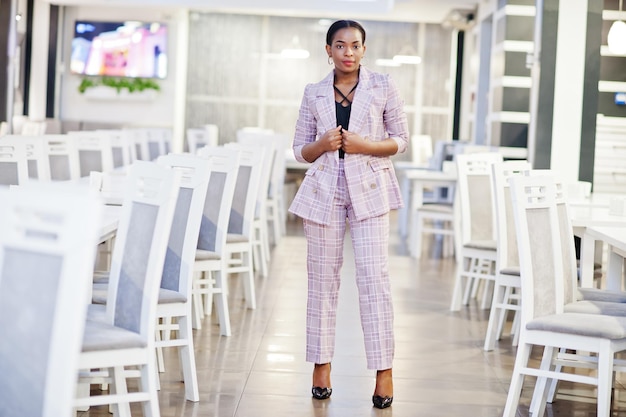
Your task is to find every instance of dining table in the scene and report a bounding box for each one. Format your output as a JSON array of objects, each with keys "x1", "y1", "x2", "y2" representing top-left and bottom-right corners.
[
  {"x1": 396, "y1": 166, "x2": 457, "y2": 241},
  {"x1": 570, "y1": 202, "x2": 626, "y2": 289},
  {"x1": 580, "y1": 226, "x2": 626, "y2": 291}
]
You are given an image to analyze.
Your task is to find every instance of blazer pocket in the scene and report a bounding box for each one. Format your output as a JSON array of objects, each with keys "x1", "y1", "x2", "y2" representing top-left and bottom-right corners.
[{"x1": 367, "y1": 157, "x2": 393, "y2": 172}]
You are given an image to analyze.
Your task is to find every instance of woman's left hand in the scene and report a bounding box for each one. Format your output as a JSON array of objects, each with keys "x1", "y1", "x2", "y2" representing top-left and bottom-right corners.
[{"x1": 340, "y1": 129, "x2": 369, "y2": 155}]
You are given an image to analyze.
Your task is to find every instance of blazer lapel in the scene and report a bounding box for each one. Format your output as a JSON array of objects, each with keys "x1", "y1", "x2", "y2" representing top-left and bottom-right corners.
[
  {"x1": 313, "y1": 71, "x2": 336, "y2": 133},
  {"x1": 349, "y1": 66, "x2": 373, "y2": 136}
]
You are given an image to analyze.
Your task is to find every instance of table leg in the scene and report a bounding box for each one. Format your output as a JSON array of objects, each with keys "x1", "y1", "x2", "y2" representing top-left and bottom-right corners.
[
  {"x1": 579, "y1": 231, "x2": 596, "y2": 288},
  {"x1": 605, "y1": 245, "x2": 624, "y2": 291}
]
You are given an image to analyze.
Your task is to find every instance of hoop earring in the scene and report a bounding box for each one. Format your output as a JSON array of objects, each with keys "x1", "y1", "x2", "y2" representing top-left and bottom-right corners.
[{"x1": 328, "y1": 56, "x2": 333, "y2": 65}]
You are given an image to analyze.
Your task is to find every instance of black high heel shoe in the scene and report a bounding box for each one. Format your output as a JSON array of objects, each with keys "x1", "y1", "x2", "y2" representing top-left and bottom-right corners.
[
  {"x1": 311, "y1": 363, "x2": 332, "y2": 400},
  {"x1": 372, "y1": 395, "x2": 393, "y2": 409},
  {"x1": 312, "y1": 386, "x2": 332, "y2": 400}
]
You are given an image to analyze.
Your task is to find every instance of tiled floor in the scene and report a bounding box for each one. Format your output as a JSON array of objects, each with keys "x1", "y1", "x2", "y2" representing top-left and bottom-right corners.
[{"x1": 80, "y1": 213, "x2": 623, "y2": 417}]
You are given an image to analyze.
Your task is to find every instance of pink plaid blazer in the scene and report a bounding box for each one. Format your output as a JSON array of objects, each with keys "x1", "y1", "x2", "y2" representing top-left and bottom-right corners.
[{"x1": 289, "y1": 66, "x2": 409, "y2": 225}]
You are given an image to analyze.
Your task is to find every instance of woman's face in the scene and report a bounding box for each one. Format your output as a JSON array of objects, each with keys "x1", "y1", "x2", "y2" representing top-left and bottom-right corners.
[{"x1": 326, "y1": 27, "x2": 366, "y2": 74}]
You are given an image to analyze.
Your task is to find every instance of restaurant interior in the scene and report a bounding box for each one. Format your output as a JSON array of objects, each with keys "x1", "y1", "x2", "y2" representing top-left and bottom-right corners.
[{"x1": 2, "y1": 0, "x2": 626, "y2": 416}]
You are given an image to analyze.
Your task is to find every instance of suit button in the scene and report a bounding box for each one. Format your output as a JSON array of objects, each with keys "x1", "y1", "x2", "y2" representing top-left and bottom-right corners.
[{"x1": 370, "y1": 183, "x2": 377, "y2": 189}]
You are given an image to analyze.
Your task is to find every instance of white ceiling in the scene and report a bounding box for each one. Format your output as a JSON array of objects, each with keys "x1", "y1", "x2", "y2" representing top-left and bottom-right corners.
[{"x1": 45, "y1": 0, "x2": 480, "y2": 23}]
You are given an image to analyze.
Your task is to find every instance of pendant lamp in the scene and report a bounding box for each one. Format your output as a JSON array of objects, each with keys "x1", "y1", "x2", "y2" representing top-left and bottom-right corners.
[{"x1": 608, "y1": 0, "x2": 626, "y2": 55}]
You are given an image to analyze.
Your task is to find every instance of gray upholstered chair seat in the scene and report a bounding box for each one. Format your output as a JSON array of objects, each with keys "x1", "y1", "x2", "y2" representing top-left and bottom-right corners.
[
  {"x1": 564, "y1": 300, "x2": 626, "y2": 316},
  {"x1": 577, "y1": 287, "x2": 626, "y2": 303},
  {"x1": 464, "y1": 239, "x2": 497, "y2": 251},
  {"x1": 226, "y1": 233, "x2": 248, "y2": 244},
  {"x1": 82, "y1": 319, "x2": 146, "y2": 352},
  {"x1": 195, "y1": 249, "x2": 220, "y2": 261},
  {"x1": 500, "y1": 267, "x2": 520, "y2": 276},
  {"x1": 86, "y1": 304, "x2": 107, "y2": 322},
  {"x1": 158, "y1": 288, "x2": 187, "y2": 304},
  {"x1": 91, "y1": 283, "x2": 108, "y2": 305},
  {"x1": 418, "y1": 203, "x2": 453, "y2": 213},
  {"x1": 92, "y1": 271, "x2": 110, "y2": 284},
  {"x1": 526, "y1": 312, "x2": 626, "y2": 339}
]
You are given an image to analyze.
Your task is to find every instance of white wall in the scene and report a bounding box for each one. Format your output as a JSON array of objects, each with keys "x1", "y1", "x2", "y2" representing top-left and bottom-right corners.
[{"x1": 58, "y1": 6, "x2": 179, "y2": 127}]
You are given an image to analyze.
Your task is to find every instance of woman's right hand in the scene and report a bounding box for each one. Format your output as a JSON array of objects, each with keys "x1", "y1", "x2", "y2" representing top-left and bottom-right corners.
[
  {"x1": 302, "y1": 126, "x2": 343, "y2": 163},
  {"x1": 320, "y1": 126, "x2": 343, "y2": 153}
]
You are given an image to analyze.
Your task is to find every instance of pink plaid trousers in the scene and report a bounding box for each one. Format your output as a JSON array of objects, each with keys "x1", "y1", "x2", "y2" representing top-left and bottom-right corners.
[{"x1": 303, "y1": 160, "x2": 394, "y2": 370}]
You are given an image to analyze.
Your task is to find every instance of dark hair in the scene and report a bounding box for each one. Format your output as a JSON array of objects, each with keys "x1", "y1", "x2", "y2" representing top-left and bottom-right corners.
[{"x1": 326, "y1": 20, "x2": 366, "y2": 46}]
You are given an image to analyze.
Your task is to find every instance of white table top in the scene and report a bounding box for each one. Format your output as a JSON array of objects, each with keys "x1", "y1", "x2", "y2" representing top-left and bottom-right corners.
[
  {"x1": 99, "y1": 204, "x2": 122, "y2": 244},
  {"x1": 585, "y1": 226, "x2": 626, "y2": 252},
  {"x1": 581, "y1": 225, "x2": 626, "y2": 290},
  {"x1": 567, "y1": 192, "x2": 615, "y2": 208},
  {"x1": 569, "y1": 205, "x2": 626, "y2": 230}
]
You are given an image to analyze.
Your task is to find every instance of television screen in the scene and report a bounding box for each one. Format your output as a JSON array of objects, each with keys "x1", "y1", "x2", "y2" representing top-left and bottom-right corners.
[{"x1": 71, "y1": 20, "x2": 167, "y2": 79}]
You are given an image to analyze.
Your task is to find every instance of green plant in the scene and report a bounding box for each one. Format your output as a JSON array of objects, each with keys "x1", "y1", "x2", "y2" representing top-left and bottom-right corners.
[{"x1": 78, "y1": 77, "x2": 161, "y2": 94}]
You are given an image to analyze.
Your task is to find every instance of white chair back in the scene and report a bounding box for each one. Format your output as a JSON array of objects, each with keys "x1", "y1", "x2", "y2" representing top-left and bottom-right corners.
[
  {"x1": 0, "y1": 184, "x2": 101, "y2": 417},
  {"x1": 157, "y1": 153, "x2": 212, "y2": 297},
  {"x1": 68, "y1": 130, "x2": 115, "y2": 176},
  {"x1": 224, "y1": 142, "x2": 265, "y2": 239},
  {"x1": 103, "y1": 161, "x2": 181, "y2": 337},
  {"x1": 491, "y1": 160, "x2": 531, "y2": 273},
  {"x1": 196, "y1": 146, "x2": 241, "y2": 257},
  {"x1": 455, "y1": 152, "x2": 504, "y2": 246},
  {"x1": 42, "y1": 134, "x2": 81, "y2": 181},
  {"x1": 0, "y1": 140, "x2": 29, "y2": 185},
  {"x1": 509, "y1": 174, "x2": 563, "y2": 323}
]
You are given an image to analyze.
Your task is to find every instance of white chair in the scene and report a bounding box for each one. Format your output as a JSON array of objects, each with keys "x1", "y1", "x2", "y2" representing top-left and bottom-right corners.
[
  {"x1": 483, "y1": 159, "x2": 530, "y2": 351},
  {"x1": 76, "y1": 161, "x2": 180, "y2": 416},
  {"x1": 408, "y1": 140, "x2": 476, "y2": 259},
  {"x1": 204, "y1": 124, "x2": 219, "y2": 146},
  {"x1": 125, "y1": 128, "x2": 152, "y2": 161},
  {"x1": 237, "y1": 130, "x2": 275, "y2": 277},
  {"x1": 187, "y1": 125, "x2": 219, "y2": 154},
  {"x1": 42, "y1": 134, "x2": 81, "y2": 181},
  {"x1": 20, "y1": 119, "x2": 47, "y2": 136},
  {"x1": 0, "y1": 140, "x2": 29, "y2": 185},
  {"x1": 152, "y1": 153, "x2": 211, "y2": 402},
  {"x1": 502, "y1": 173, "x2": 626, "y2": 417},
  {"x1": 2, "y1": 135, "x2": 52, "y2": 182},
  {"x1": 193, "y1": 146, "x2": 241, "y2": 335},
  {"x1": 91, "y1": 154, "x2": 209, "y2": 401},
  {"x1": 97, "y1": 130, "x2": 133, "y2": 168},
  {"x1": 187, "y1": 128, "x2": 207, "y2": 154},
  {"x1": 146, "y1": 127, "x2": 171, "y2": 157},
  {"x1": 68, "y1": 130, "x2": 115, "y2": 177},
  {"x1": 449, "y1": 152, "x2": 503, "y2": 311},
  {"x1": 0, "y1": 185, "x2": 101, "y2": 417},
  {"x1": 266, "y1": 133, "x2": 290, "y2": 244},
  {"x1": 223, "y1": 142, "x2": 264, "y2": 309}
]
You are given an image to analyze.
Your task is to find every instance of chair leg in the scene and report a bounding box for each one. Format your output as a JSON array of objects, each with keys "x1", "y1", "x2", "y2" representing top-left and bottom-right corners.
[
  {"x1": 191, "y1": 280, "x2": 203, "y2": 330},
  {"x1": 213, "y1": 270, "x2": 232, "y2": 336},
  {"x1": 483, "y1": 282, "x2": 506, "y2": 351},
  {"x1": 450, "y1": 257, "x2": 470, "y2": 311},
  {"x1": 529, "y1": 345, "x2": 557, "y2": 417},
  {"x1": 242, "y1": 250, "x2": 256, "y2": 309},
  {"x1": 111, "y1": 365, "x2": 131, "y2": 417},
  {"x1": 597, "y1": 350, "x2": 615, "y2": 417},
  {"x1": 545, "y1": 347, "x2": 566, "y2": 404},
  {"x1": 502, "y1": 342, "x2": 532, "y2": 417},
  {"x1": 178, "y1": 314, "x2": 200, "y2": 401},
  {"x1": 140, "y1": 360, "x2": 160, "y2": 417},
  {"x1": 155, "y1": 326, "x2": 165, "y2": 373}
]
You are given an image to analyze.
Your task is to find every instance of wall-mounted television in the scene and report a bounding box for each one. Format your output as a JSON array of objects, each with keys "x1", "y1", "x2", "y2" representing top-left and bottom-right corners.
[{"x1": 70, "y1": 20, "x2": 167, "y2": 79}]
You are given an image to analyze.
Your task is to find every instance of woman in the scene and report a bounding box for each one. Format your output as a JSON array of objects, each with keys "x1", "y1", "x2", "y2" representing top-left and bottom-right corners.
[{"x1": 288, "y1": 19, "x2": 409, "y2": 409}]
